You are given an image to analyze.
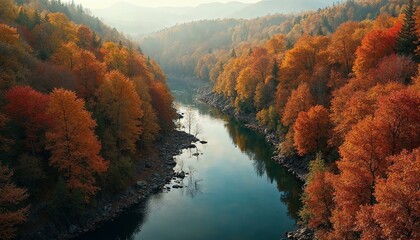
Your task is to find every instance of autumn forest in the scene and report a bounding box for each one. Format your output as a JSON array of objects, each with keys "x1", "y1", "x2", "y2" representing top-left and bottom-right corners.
[
  {"x1": 1, "y1": 0, "x2": 177, "y2": 239},
  {"x1": 144, "y1": 0, "x2": 420, "y2": 238},
  {"x1": 1, "y1": 0, "x2": 420, "y2": 239}
]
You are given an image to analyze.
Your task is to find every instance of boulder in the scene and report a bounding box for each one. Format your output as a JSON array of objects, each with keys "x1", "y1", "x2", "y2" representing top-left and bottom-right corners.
[
  {"x1": 136, "y1": 181, "x2": 147, "y2": 188},
  {"x1": 175, "y1": 171, "x2": 186, "y2": 179},
  {"x1": 187, "y1": 144, "x2": 196, "y2": 148},
  {"x1": 151, "y1": 185, "x2": 162, "y2": 193}
]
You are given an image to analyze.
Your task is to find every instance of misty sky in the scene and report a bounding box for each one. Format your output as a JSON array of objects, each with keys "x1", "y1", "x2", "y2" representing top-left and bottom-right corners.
[{"x1": 69, "y1": 0, "x2": 261, "y2": 9}]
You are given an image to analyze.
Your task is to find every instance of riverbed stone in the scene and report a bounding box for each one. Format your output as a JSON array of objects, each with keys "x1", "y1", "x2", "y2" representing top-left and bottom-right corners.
[
  {"x1": 136, "y1": 181, "x2": 147, "y2": 188},
  {"x1": 175, "y1": 171, "x2": 186, "y2": 179}
]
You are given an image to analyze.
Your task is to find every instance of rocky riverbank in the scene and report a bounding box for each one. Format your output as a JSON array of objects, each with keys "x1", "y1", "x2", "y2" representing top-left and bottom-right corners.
[
  {"x1": 21, "y1": 130, "x2": 198, "y2": 240},
  {"x1": 284, "y1": 226, "x2": 315, "y2": 240},
  {"x1": 196, "y1": 87, "x2": 308, "y2": 181},
  {"x1": 196, "y1": 87, "x2": 314, "y2": 240}
]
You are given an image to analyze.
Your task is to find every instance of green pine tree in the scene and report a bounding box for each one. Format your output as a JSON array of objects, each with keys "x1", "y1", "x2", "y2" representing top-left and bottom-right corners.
[{"x1": 395, "y1": 0, "x2": 419, "y2": 61}]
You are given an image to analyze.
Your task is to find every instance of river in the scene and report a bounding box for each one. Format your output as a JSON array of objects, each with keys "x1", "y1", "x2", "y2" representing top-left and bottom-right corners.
[{"x1": 78, "y1": 83, "x2": 303, "y2": 240}]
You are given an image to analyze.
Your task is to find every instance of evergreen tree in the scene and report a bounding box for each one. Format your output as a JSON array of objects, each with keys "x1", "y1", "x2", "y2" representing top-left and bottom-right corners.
[
  {"x1": 395, "y1": 0, "x2": 419, "y2": 61},
  {"x1": 230, "y1": 48, "x2": 237, "y2": 58},
  {"x1": 15, "y1": 9, "x2": 30, "y2": 28}
]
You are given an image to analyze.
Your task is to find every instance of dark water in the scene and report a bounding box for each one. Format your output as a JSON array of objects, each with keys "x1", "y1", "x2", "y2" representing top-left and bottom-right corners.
[{"x1": 78, "y1": 83, "x2": 303, "y2": 240}]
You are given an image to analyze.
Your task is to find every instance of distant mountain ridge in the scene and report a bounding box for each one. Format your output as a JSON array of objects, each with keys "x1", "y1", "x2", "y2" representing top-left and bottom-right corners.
[
  {"x1": 92, "y1": 0, "x2": 338, "y2": 36},
  {"x1": 230, "y1": 0, "x2": 333, "y2": 18}
]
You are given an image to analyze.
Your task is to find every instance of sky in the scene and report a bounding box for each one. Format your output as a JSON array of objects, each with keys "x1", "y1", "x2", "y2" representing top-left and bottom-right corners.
[{"x1": 70, "y1": 0, "x2": 261, "y2": 9}]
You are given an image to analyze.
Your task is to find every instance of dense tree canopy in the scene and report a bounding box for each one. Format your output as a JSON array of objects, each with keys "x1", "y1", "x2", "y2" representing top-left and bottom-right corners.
[
  {"x1": 0, "y1": 0, "x2": 176, "y2": 236},
  {"x1": 1, "y1": 0, "x2": 420, "y2": 239},
  {"x1": 165, "y1": 2, "x2": 420, "y2": 239}
]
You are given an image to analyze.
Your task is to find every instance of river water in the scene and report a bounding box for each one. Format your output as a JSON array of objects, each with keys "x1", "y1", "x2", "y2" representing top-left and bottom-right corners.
[{"x1": 78, "y1": 84, "x2": 303, "y2": 240}]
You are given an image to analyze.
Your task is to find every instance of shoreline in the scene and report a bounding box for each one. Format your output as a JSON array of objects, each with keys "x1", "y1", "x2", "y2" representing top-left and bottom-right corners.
[
  {"x1": 195, "y1": 86, "x2": 314, "y2": 240},
  {"x1": 196, "y1": 86, "x2": 309, "y2": 182},
  {"x1": 21, "y1": 130, "x2": 198, "y2": 240}
]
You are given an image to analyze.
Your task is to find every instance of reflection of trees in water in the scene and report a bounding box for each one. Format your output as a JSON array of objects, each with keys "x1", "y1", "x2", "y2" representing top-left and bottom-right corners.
[
  {"x1": 182, "y1": 167, "x2": 203, "y2": 198},
  {"x1": 77, "y1": 199, "x2": 152, "y2": 240},
  {"x1": 185, "y1": 147, "x2": 201, "y2": 161},
  {"x1": 223, "y1": 119, "x2": 303, "y2": 221}
]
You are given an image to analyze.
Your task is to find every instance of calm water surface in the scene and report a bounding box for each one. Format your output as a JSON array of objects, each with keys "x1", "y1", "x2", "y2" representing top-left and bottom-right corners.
[{"x1": 79, "y1": 84, "x2": 303, "y2": 240}]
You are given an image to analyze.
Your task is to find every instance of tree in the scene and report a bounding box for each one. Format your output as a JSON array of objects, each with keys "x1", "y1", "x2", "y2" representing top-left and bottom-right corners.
[
  {"x1": 0, "y1": 0, "x2": 17, "y2": 22},
  {"x1": 395, "y1": 0, "x2": 419, "y2": 59},
  {"x1": 249, "y1": 47, "x2": 272, "y2": 83},
  {"x1": 330, "y1": 89, "x2": 420, "y2": 238},
  {"x1": 5, "y1": 86, "x2": 50, "y2": 156},
  {"x1": 52, "y1": 42, "x2": 105, "y2": 99},
  {"x1": 282, "y1": 83, "x2": 314, "y2": 127},
  {"x1": 97, "y1": 71, "x2": 143, "y2": 154},
  {"x1": 300, "y1": 154, "x2": 334, "y2": 239},
  {"x1": 184, "y1": 107, "x2": 196, "y2": 134},
  {"x1": 293, "y1": 105, "x2": 331, "y2": 156},
  {"x1": 132, "y1": 77, "x2": 160, "y2": 145},
  {"x1": 254, "y1": 80, "x2": 276, "y2": 111},
  {"x1": 266, "y1": 34, "x2": 286, "y2": 56},
  {"x1": 0, "y1": 24, "x2": 31, "y2": 90},
  {"x1": 72, "y1": 50, "x2": 106, "y2": 99},
  {"x1": 214, "y1": 56, "x2": 245, "y2": 100},
  {"x1": 46, "y1": 89, "x2": 108, "y2": 201},
  {"x1": 280, "y1": 34, "x2": 330, "y2": 90},
  {"x1": 256, "y1": 106, "x2": 278, "y2": 131},
  {"x1": 235, "y1": 67, "x2": 259, "y2": 112},
  {"x1": 353, "y1": 22, "x2": 401, "y2": 77},
  {"x1": 368, "y1": 54, "x2": 417, "y2": 84},
  {"x1": 149, "y1": 81, "x2": 176, "y2": 132},
  {"x1": 76, "y1": 25, "x2": 94, "y2": 50},
  {"x1": 331, "y1": 116, "x2": 391, "y2": 239},
  {"x1": 194, "y1": 123, "x2": 203, "y2": 138},
  {"x1": 51, "y1": 42, "x2": 80, "y2": 70},
  {"x1": 331, "y1": 82, "x2": 406, "y2": 146},
  {"x1": 371, "y1": 148, "x2": 420, "y2": 240},
  {"x1": 328, "y1": 21, "x2": 366, "y2": 74},
  {"x1": 374, "y1": 89, "x2": 420, "y2": 155},
  {"x1": 47, "y1": 13, "x2": 76, "y2": 43},
  {"x1": 100, "y1": 42, "x2": 129, "y2": 74},
  {"x1": 0, "y1": 163, "x2": 29, "y2": 240}
]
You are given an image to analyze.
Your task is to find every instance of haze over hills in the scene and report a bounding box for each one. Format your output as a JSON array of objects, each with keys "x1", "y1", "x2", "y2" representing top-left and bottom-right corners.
[
  {"x1": 230, "y1": 0, "x2": 336, "y2": 18},
  {"x1": 91, "y1": 0, "x2": 338, "y2": 36}
]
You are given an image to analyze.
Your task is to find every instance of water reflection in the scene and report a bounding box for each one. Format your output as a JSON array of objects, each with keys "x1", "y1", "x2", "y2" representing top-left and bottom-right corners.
[
  {"x1": 221, "y1": 114, "x2": 303, "y2": 221},
  {"x1": 174, "y1": 87, "x2": 303, "y2": 221},
  {"x1": 181, "y1": 168, "x2": 203, "y2": 198},
  {"x1": 78, "y1": 85, "x2": 303, "y2": 240}
]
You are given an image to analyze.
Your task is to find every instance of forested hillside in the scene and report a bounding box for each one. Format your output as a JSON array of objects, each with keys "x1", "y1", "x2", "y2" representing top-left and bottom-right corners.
[
  {"x1": 145, "y1": 0, "x2": 420, "y2": 239},
  {"x1": 0, "y1": 0, "x2": 176, "y2": 239},
  {"x1": 142, "y1": 0, "x2": 413, "y2": 78}
]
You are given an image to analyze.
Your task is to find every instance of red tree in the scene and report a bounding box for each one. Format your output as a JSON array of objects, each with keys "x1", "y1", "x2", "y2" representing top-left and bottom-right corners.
[
  {"x1": 5, "y1": 86, "x2": 50, "y2": 155},
  {"x1": 293, "y1": 105, "x2": 331, "y2": 155},
  {"x1": 46, "y1": 89, "x2": 108, "y2": 201}
]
